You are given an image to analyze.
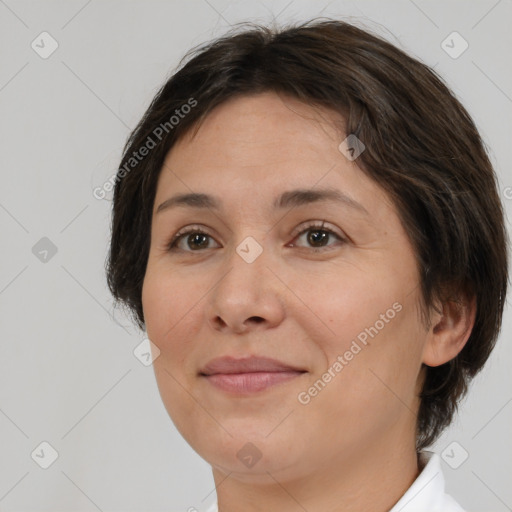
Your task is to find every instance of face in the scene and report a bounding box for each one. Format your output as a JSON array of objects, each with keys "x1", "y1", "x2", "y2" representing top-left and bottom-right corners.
[{"x1": 142, "y1": 92, "x2": 429, "y2": 483}]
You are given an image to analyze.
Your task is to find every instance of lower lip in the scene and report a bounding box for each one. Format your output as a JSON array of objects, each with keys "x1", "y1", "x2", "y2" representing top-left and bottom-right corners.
[{"x1": 202, "y1": 371, "x2": 305, "y2": 393}]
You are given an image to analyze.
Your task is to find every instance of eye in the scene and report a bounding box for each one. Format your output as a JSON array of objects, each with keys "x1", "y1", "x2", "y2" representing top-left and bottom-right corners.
[
  {"x1": 290, "y1": 221, "x2": 346, "y2": 252},
  {"x1": 166, "y1": 226, "x2": 219, "y2": 252},
  {"x1": 166, "y1": 221, "x2": 346, "y2": 253}
]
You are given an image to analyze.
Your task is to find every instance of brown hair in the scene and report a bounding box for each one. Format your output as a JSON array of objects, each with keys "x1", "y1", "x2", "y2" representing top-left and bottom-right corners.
[{"x1": 106, "y1": 18, "x2": 509, "y2": 450}]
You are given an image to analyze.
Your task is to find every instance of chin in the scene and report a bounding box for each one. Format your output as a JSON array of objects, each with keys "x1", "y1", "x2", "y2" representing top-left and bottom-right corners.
[{"x1": 184, "y1": 421, "x2": 310, "y2": 480}]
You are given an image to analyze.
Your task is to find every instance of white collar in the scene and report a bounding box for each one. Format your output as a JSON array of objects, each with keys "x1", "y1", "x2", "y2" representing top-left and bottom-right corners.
[
  {"x1": 205, "y1": 451, "x2": 465, "y2": 512},
  {"x1": 389, "y1": 451, "x2": 465, "y2": 511}
]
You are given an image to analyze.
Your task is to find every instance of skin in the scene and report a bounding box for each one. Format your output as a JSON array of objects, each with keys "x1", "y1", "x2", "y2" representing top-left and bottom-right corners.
[{"x1": 141, "y1": 91, "x2": 475, "y2": 512}]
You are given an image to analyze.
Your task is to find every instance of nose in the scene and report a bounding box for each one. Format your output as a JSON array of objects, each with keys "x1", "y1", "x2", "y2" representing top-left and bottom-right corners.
[{"x1": 206, "y1": 240, "x2": 286, "y2": 335}]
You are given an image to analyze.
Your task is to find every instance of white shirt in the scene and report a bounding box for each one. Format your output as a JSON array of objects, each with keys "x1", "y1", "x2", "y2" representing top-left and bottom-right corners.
[{"x1": 204, "y1": 451, "x2": 465, "y2": 512}]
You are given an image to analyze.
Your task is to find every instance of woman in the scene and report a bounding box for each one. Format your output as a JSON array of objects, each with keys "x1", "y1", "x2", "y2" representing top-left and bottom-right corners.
[{"x1": 106, "y1": 18, "x2": 508, "y2": 511}]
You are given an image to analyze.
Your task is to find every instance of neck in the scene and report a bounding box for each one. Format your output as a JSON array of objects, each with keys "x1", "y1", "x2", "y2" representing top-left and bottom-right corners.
[{"x1": 211, "y1": 424, "x2": 420, "y2": 512}]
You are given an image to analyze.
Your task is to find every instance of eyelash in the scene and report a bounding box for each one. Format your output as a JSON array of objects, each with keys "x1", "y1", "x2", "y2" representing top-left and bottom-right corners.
[{"x1": 166, "y1": 221, "x2": 346, "y2": 253}]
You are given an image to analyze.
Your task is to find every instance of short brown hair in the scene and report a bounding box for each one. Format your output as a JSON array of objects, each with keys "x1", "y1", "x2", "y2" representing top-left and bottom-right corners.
[{"x1": 106, "y1": 18, "x2": 509, "y2": 450}]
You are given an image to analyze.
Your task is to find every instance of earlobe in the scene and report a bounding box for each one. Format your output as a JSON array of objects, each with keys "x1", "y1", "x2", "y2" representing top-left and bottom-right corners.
[{"x1": 422, "y1": 294, "x2": 477, "y2": 367}]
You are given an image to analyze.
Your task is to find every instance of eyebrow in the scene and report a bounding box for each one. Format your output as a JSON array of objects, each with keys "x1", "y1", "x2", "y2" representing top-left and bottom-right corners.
[{"x1": 155, "y1": 188, "x2": 369, "y2": 215}]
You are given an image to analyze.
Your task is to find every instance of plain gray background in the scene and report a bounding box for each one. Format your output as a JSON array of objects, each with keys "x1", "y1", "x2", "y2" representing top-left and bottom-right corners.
[{"x1": 0, "y1": 1, "x2": 511, "y2": 511}]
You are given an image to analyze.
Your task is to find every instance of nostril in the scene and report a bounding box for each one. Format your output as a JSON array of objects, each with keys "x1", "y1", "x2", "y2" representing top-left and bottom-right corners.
[{"x1": 215, "y1": 317, "x2": 228, "y2": 328}]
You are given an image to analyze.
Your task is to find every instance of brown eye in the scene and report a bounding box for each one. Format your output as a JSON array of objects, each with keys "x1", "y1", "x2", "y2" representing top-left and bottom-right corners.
[
  {"x1": 167, "y1": 228, "x2": 219, "y2": 252},
  {"x1": 291, "y1": 222, "x2": 346, "y2": 252},
  {"x1": 307, "y1": 229, "x2": 330, "y2": 247},
  {"x1": 184, "y1": 233, "x2": 211, "y2": 250}
]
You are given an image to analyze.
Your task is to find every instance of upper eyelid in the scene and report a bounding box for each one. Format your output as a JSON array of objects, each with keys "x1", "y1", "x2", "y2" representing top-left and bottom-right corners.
[
  {"x1": 172, "y1": 221, "x2": 341, "y2": 240},
  {"x1": 292, "y1": 220, "x2": 336, "y2": 235}
]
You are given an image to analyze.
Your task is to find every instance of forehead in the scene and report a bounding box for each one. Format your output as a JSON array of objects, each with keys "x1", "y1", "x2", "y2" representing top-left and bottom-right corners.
[
  {"x1": 175, "y1": 91, "x2": 346, "y2": 163},
  {"x1": 154, "y1": 92, "x2": 394, "y2": 219}
]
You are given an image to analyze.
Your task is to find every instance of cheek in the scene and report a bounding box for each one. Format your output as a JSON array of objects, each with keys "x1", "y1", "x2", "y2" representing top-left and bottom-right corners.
[
  {"x1": 142, "y1": 268, "x2": 206, "y2": 432},
  {"x1": 323, "y1": 293, "x2": 425, "y2": 415},
  {"x1": 303, "y1": 265, "x2": 425, "y2": 402},
  {"x1": 302, "y1": 269, "x2": 404, "y2": 351},
  {"x1": 141, "y1": 267, "x2": 201, "y2": 358},
  {"x1": 300, "y1": 306, "x2": 425, "y2": 448}
]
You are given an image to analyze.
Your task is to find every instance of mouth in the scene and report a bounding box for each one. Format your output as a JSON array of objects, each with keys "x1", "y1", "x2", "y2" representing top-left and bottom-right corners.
[{"x1": 199, "y1": 356, "x2": 307, "y2": 394}]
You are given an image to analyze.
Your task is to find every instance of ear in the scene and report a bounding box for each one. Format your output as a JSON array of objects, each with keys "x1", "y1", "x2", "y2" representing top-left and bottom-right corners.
[{"x1": 422, "y1": 292, "x2": 477, "y2": 367}]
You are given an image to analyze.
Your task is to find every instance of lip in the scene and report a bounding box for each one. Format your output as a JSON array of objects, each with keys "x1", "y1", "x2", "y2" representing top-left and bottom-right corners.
[
  {"x1": 200, "y1": 355, "x2": 305, "y2": 375},
  {"x1": 199, "y1": 356, "x2": 307, "y2": 394}
]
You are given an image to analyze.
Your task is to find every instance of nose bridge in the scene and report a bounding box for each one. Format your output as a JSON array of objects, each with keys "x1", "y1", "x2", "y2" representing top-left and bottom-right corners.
[
  {"x1": 218, "y1": 233, "x2": 270, "y2": 304},
  {"x1": 206, "y1": 232, "x2": 285, "y2": 332}
]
